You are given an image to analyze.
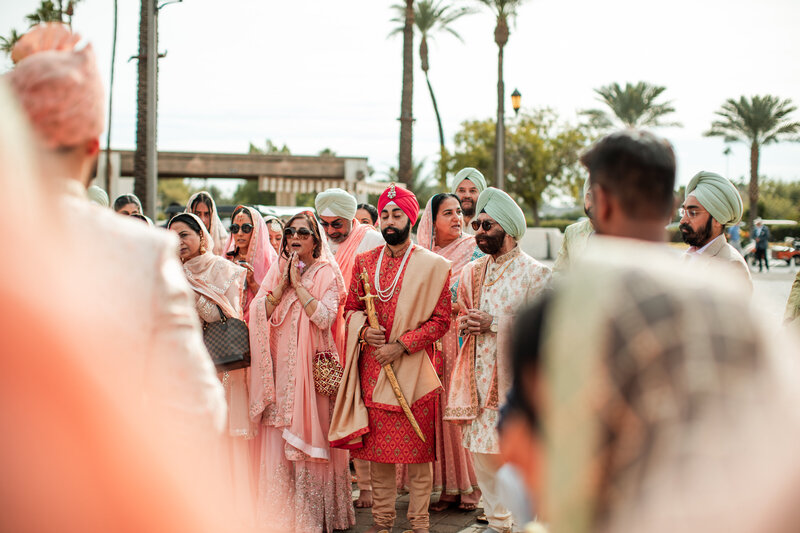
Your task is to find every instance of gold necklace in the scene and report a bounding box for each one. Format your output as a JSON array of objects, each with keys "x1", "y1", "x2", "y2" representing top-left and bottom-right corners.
[{"x1": 483, "y1": 257, "x2": 516, "y2": 287}]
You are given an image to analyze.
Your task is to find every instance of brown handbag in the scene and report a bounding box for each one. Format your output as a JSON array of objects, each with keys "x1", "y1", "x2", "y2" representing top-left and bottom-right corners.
[{"x1": 203, "y1": 305, "x2": 250, "y2": 372}]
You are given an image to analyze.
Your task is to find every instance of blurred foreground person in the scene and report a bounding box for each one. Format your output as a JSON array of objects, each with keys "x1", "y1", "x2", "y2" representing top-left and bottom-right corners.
[
  {"x1": 113, "y1": 193, "x2": 142, "y2": 215},
  {"x1": 187, "y1": 190, "x2": 229, "y2": 256},
  {"x1": 0, "y1": 35, "x2": 245, "y2": 533},
  {"x1": 446, "y1": 188, "x2": 550, "y2": 532},
  {"x1": 249, "y1": 212, "x2": 355, "y2": 532},
  {"x1": 506, "y1": 237, "x2": 800, "y2": 533},
  {"x1": 452, "y1": 167, "x2": 487, "y2": 233},
  {"x1": 7, "y1": 22, "x2": 225, "y2": 433},
  {"x1": 330, "y1": 184, "x2": 451, "y2": 533},
  {"x1": 315, "y1": 188, "x2": 384, "y2": 508},
  {"x1": 553, "y1": 177, "x2": 595, "y2": 273},
  {"x1": 680, "y1": 171, "x2": 751, "y2": 288},
  {"x1": 168, "y1": 213, "x2": 256, "y2": 523},
  {"x1": 225, "y1": 205, "x2": 278, "y2": 323},
  {"x1": 415, "y1": 192, "x2": 483, "y2": 511}
]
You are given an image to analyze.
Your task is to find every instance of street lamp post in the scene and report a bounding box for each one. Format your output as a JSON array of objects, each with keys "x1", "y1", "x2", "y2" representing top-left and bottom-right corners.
[{"x1": 511, "y1": 88, "x2": 521, "y2": 116}]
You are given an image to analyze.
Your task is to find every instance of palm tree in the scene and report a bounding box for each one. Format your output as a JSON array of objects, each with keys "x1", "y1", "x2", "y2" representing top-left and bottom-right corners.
[
  {"x1": 477, "y1": 0, "x2": 525, "y2": 189},
  {"x1": 581, "y1": 81, "x2": 680, "y2": 130},
  {"x1": 705, "y1": 95, "x2": 800, "y2": 222},
  {"x1": 0, "y1": 29, "x2": 22, "y2": 56},
  {"x1": 391, "y1": 1, "x2": 473, "y2": 189},
  {"x1": 397, "y1": 0, "x2": 415, "y2": 187}
]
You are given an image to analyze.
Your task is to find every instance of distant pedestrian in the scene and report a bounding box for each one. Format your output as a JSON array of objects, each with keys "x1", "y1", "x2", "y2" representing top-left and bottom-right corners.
[{"x1": 753, "y1": 218, "x2": 770, "y2": 272}]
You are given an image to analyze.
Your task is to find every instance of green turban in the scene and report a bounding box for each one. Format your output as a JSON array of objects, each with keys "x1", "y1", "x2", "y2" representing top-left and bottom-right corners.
[
  {"x1": 475, "y1": 187, "x2": 527, "y2": 239},
  {"x1": 451, "y1": 167, "x2": 487, "y2": 194},
  {"x1": 685, "y1": 171, "x2": 743, "y2": 226},
  {"x1": 87, "y1": 185, "x2": 109, "y2": 207},
  {"x1": 315, "y1": 188, "x2": 357, "y2": 219}
]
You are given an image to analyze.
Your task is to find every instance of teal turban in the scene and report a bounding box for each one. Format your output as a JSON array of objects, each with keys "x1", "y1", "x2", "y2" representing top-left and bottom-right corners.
[
  {"x1": 475, "y1": 187, "x2": 527, "y2": 239},
  {"x1": 685, "y1": 171, "x2": 743, "y2": 226},
  {"x1": 315, "y1": 188, "x2": 357, "y2": 219},
  {"x1": 452, "y1": 167, "x2": 487, "y2": 194}
]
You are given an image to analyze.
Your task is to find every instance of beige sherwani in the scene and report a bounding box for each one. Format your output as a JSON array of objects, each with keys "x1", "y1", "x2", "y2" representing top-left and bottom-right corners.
[
  {"x1": 684, "y1": 234, "x2": 752, "y2": 292},
  {"x1": 63, "y1": 184, "x2": 227, "y2": 434},
  {"x1": 554, "y1": 218, "x2": 594, "y2": 273}
]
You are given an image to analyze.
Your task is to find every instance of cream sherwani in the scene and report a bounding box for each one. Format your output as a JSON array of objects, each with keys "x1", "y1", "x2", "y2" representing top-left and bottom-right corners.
[
  {"x1": 684, "y1": 234, "x2": 752, "y2": 292},
  {"x1": 62, "y1": 184, "x2": 227, "y2": 434},
  {"x1": 456, "y1": 246, "x2": 551, "y2": 532},
  {"x1": 553, "y1": 218, "x2": 594, "y2": 273}
]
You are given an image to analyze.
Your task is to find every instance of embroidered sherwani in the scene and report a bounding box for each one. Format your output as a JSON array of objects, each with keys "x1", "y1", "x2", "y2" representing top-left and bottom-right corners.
[
  {"x1": 344, "y1": 244, "x2": 451, "y2": 463},
  {"x1": 461, "y1": 247, "x2": 551, "y2": 454}
]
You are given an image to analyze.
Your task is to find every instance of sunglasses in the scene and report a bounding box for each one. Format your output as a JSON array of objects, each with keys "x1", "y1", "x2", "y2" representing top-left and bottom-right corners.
[
  {"x1": 319, "y1": 219, "x2": 346, "y2": 229},
  {"x1": 470, "y1": 220, "x2": 496, "y2": 232},
  {"x1": 230, "y1": 223, "x2": 254, "y2": 234},
  {"x1": 284, "y1": 227, "x2": 313, "y2": 239}
]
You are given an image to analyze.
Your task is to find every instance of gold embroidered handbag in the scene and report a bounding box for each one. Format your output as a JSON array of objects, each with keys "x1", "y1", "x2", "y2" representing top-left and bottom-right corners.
[{"x1": 312, "y1": 350, "x2": 343, "y2": 397}]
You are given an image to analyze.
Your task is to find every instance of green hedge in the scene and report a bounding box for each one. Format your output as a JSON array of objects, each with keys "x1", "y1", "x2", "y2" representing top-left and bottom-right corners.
[{"x1": 533, "y1": 219, "x2": 578, "y2": 233}]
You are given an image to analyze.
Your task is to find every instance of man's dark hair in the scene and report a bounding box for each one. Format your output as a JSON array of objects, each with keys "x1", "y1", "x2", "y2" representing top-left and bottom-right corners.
[
  {"x1": 357, "y1": 203, "x2": 379, "y2": 224},
  {"x1": 580, "y1": 130, "x2": 676, "y2": 219}
]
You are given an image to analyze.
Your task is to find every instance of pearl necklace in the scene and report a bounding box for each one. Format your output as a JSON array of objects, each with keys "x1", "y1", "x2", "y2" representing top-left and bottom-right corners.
[{"x1": 374, "y1": 244, "x2": 413, "y2": 302}]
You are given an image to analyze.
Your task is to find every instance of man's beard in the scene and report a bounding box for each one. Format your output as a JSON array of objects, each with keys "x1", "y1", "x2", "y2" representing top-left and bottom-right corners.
[
  {"x1": 476, "y1": 229, "x2": 506, "y2": 255},
  {"x1": 382, "y1": 220, "x2": 412, "y2": 246},
  {"x1": 680, "y1": 216, "x2": 714, "y2": 247},
  {"x1": 328, "y1": 228, "x2": 350, "y2": 244},
  {"x1": 461, "y1": 199, "x2": 475, "y2": 217}
]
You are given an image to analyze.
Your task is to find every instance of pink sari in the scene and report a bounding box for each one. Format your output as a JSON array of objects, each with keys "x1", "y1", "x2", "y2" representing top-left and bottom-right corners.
[
  {"x1": 248, "y1": 231, "x2": 355, "y2": 532},
  {"x1": 405, "y1": 198, "x2": 482, "y2": 504},
  {"x1": 224, "y1": 205, "x2": 278, "y2": 324}
]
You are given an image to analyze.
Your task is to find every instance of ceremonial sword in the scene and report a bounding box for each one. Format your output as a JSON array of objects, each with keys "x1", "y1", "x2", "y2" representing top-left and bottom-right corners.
[{"x1": 359, "y1": 268, "x2": 426, "y2": 442}]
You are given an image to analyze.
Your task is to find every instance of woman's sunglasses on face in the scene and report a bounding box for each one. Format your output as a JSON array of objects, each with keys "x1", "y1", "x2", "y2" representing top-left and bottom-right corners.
[
  {"x1": 284, "y1": 227, "x2": 313, "y2": 240},
  {"x1": 230, "y1": 223, "x2": 254, "y2": 234}
]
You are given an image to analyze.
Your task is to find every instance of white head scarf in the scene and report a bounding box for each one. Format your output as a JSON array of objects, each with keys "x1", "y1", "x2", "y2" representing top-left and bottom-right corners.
[{"x1": 186, "y1": 191, "x2": 228, "y2": 256}]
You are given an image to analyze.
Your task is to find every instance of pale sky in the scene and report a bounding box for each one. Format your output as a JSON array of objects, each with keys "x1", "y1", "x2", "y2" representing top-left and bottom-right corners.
[{"x1": 2, "y1": 0, "x2": 799, "y2": 193}]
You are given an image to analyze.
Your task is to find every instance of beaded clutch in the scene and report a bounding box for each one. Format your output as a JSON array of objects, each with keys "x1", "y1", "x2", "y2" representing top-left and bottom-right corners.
[{"x1": 312, "y1": 350, "x2": 343, "y2": 397}]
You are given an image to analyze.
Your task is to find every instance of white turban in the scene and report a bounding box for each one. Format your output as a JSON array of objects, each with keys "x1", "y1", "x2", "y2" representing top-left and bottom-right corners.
[{"x1": 315, "y1": 188, "x2": 357, "y2": 219}]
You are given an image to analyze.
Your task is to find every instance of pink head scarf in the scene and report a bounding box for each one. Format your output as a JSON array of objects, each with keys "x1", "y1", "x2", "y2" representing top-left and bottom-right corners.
[
  {"x1": 224, "y1": 205, "x2": 278, "y2": 287},
  {"x1": 417, "y1": 194, "x2": 480, "y2": 284},
  {"x1": 170, "y1": 213, "x2": 245, "y2": 320},
  {"x1": 186, "y1": 191, "x2": 229, "y2": 257},
  {"x1": 7, "y1": 23, "x2": 104, "y2": 149}
]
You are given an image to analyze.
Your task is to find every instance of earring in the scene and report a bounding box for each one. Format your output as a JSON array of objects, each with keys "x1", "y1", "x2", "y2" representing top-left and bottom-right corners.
[{"x1": 199, "y1": 238, "x2": 207, "y2": 255}]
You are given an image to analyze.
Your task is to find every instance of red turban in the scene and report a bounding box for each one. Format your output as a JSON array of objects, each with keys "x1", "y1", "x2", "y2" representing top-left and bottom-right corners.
[
  {"x1": 7, "y1": 23, "x2": 104, "y2": 149},
  {"x1": 377, "y1": 183, "x2": 420, "y2": 225}
]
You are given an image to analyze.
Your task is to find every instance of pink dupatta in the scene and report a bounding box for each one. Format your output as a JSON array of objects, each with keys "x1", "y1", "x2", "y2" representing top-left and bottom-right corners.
[
  {"x1": 248, "y1": 219, "x2": 346, "y2": 460},
  {"x1": 417, "y1": 196, "x2": 479, "y2": 289},
  {"x1": 224, "y1": 205, "x2": 278, "y2": 323}
]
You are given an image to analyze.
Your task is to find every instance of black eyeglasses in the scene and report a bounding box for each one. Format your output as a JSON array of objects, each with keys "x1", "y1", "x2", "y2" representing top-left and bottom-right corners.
[
  {"x1": 319, "y1": 219, "x2": 346, "y2": 229},
  {"x1": 230, "y1": 223, "x2": 254, "y2": 234},
  {"x1": 470, "y1": 220, "x2": 495, "y2": 232},
  {"x1": 284, "y1": 227, "x2": 313, "y2": 239}
]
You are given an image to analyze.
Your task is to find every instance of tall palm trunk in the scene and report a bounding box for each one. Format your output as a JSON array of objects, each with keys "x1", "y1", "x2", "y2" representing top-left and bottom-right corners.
[
  {"x1": 398, "y1": 0, "x2": 415, "y2": 187},
  {"x1": 104, "y1": 0, "x2": 118, "y2": 192},
  {"x1": 133, "y1": 0, "x2": 148, "y2": 201},
  {"x1": 420, "y1": 35, "x2": 446, "y2": 189},
  {"x1": 494, "y1": 15, "x2": 508, "y2": 189},
  {"x1": 749, "y1": 141, "x2": 760, "y2": 223}
]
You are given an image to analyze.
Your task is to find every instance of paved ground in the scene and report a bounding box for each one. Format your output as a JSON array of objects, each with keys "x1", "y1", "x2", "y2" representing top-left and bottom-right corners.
[
  {"x1": 344, "y1": 487, "x2": 489, "y2": 533},
  {"x1": 342, "y1": 258, "x2": 797, "y2": 533}
]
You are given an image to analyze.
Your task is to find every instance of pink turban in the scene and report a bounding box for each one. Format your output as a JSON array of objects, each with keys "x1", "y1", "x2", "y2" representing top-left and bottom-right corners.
[
  {"x1": 377, "y1": 183, "x2": 420, "y2": 225},
  {"x1": 7, "y1": 23, "x2": 104, "y2": 149}
]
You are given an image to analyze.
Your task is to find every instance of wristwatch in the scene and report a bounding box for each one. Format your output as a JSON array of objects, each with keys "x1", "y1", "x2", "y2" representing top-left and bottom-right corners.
[{"x1": 489, "y1": 316, "x2": 498, "y2": 334}]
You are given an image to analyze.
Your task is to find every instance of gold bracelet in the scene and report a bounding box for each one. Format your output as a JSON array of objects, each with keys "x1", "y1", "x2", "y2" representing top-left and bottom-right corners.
[{"x1": 266, "y1": 291, "x2": 280, "y2": 306}]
